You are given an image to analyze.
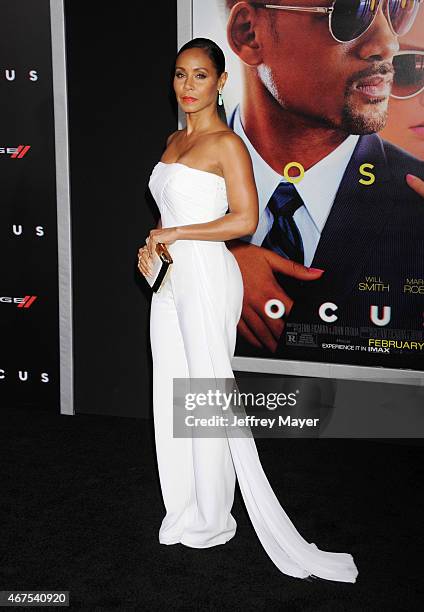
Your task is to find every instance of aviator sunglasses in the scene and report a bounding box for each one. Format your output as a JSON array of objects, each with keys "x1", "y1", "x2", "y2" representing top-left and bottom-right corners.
[
  {"x1": 391, "y1": 50, "x2": 424, "y2": 98},
  {"x1": 250, "y1": 0, "x2": 422, "y2": 44}
]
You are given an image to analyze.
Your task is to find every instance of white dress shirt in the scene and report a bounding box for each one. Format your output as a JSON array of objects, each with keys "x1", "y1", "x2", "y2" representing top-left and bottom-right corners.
[{"x1": 232, "y1": 104, "x2": 360, "y2": 267}]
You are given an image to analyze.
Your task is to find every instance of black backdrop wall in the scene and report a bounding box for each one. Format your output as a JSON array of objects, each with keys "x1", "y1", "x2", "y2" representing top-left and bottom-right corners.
[
  {"x1": 64, "y1": 1, "x2": 178, "y2": 417},
  {"x1": 1, "y1": 0, "x2": 59, "y2": 410}
]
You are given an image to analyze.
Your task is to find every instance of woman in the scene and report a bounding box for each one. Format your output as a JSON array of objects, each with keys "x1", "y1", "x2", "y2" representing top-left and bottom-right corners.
[
  {"x1": 138, "y1": 38, "x2": 358, "y2": 583},
  {"x1": 380, "y1": 8, "x2": 424, "y2": 160},
  {"x1": 378, "y1": 7, "x2": 424, "y2": 196}
]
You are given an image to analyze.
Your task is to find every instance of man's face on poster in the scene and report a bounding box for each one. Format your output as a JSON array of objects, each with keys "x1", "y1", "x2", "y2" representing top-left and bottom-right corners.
[{"x1": 225, "y1": 0, "x2": 401, "y2": 134}]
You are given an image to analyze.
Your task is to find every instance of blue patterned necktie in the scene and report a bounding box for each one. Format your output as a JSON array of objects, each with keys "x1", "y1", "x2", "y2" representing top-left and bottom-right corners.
[{"x1": 261, "y1": 181, "x2": 305, "y2": 265}]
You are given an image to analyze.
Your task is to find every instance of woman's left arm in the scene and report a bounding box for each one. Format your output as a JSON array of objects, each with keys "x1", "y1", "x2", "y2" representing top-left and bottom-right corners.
[{"x1": 146, "y1": 134, "x2": 259, "y2": 256}]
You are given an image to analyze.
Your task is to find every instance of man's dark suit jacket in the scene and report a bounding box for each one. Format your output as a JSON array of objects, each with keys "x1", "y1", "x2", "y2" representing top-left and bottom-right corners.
[{"x1": 228, "y1": 107, "x2": 424, "y2": 370}]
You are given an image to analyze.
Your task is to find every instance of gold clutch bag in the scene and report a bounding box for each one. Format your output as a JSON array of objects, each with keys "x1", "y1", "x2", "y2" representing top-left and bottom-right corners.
[{"x1": 145, "y1": 242, "x2": 173, "y2": 293}]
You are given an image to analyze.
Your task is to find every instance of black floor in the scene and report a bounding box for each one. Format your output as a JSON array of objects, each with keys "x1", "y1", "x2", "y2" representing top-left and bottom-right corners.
[{"x1": 1, "y1": 404, "x2": 423, "y2": 611}]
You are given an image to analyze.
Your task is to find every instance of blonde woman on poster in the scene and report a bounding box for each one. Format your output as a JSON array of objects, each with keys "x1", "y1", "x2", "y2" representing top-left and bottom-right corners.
[{"x1": 380, "y1": 8, "x2": 424, "y2": 159}]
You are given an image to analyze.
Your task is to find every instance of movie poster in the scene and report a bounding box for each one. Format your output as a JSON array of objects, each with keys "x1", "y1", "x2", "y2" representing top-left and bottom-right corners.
[{"x1": 191, "y1": 0, "x2": 424, "y2": 371}]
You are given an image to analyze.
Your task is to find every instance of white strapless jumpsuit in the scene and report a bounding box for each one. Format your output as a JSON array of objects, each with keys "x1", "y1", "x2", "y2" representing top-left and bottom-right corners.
[{"x1": 148, "y1": 161, "x2": 358, "y2": 583}]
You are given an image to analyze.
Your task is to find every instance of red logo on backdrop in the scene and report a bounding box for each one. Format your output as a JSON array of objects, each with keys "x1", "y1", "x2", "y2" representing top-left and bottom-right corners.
[
  {"x1": 17, "y1": 296, "x2": 37, "y2": 308},
  {"x1": 0, "y1": 145, "x2": 31, "y2": 158},
  {"x1": 11, "y1": 145, "x2": 31, "y2": 158},
  {"x1": 0, "y1": 296, "x2": 38, "y2": 307}
]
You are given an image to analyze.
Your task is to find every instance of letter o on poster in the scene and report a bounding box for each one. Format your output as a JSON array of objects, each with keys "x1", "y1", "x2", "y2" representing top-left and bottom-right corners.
[
  {"x1": 264, "y1": 299, "x2": 285, "y2": 319},
  {"x1": 283, "y1": 162, "x2": 305, "y2": 184}
]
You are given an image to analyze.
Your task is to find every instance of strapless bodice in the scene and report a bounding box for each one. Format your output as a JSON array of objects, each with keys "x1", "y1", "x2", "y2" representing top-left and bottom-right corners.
[{"x1": 148, "y1": 162, "x2": 228, "y2": 228}]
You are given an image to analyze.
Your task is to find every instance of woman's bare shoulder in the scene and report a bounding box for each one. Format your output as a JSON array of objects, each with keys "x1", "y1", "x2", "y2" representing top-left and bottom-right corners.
[
  {"x1": 215, "y1": 131, "x2": 251, "y2": 166},
  {"x1": 217, "y1": 130, "x2": 248, "y2": 151},
  {"x1": 166, "y1": 129, "x2": 183, "y2": 146}
]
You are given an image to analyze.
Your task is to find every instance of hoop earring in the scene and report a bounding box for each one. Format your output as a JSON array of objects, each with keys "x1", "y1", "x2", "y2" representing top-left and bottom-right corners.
[{"x1": 218, "y1": 90, "x2": 223, "y2": 106}]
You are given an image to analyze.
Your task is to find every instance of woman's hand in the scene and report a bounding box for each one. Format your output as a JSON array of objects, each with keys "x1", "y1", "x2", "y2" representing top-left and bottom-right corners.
[
  {"x1": 146, "y1": 227, "x2": 179, "y2": 258},
  {"x1": 406, "y1": 174, "x2": 424, "y2": 197},
  {"x1": 137, "y1": 245, "x2": 153, "y2": 278}
]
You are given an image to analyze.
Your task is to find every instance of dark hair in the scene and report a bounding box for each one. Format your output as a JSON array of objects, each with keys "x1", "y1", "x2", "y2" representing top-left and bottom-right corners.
[{"x1": 176, "y1": 37, "x2": 227, "y2": 123}]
